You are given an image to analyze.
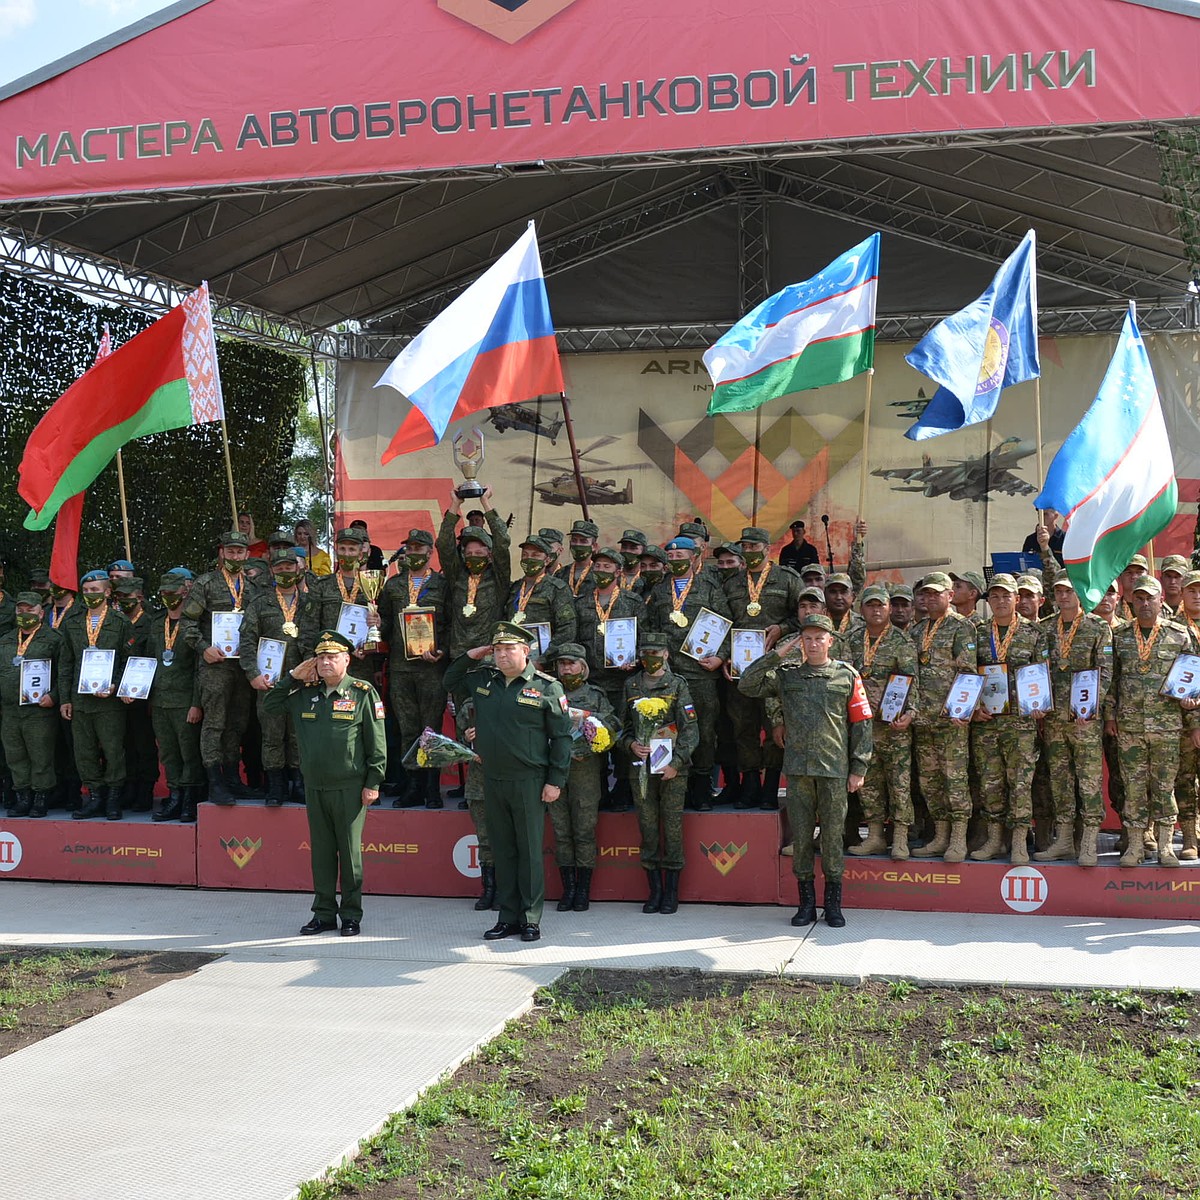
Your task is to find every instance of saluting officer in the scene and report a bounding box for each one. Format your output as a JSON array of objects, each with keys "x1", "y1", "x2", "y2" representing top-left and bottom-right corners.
[
  {"x1": 263, "y1": 629, "x2": 386, "y2": 936},
  {"x1": 444, "y1": 622, "x2": 573, "y2": 944}
]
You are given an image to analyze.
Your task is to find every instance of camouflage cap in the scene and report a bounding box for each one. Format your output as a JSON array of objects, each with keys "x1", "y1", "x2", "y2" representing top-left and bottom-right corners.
[
  {"x1": 1125, "y1": 554, "x2": 1149, "y2": 571},
  {"x1": 159, "y1": 573, "x2": 188, "y2": 591},
  {"x1": 591, "y1": 546, "x2": 623, "y2": 566},
  {"x1": 1049, "y1": 571, "x2": 1076, "y2": 592},
  {"x1": 14, "y1": 591, "x2": 43, "y2": 606},
  {"x1": 333, "y1": 526, "x2": 367, "y2": 544},
  {"x1": 568, "y1": 519, "x2": 599, "y2": 539},
  {"x1": 619, "y1": 529, "x2": 647, "y2": 546},
  {"x1": 546, "y1": 641, "x2": 588, "y2": 663},
  {"x1": 715, "y1": 542, "x2": 746, "y2": 559},
  {"x1": 889, "y1": 583, "x2": 914, "y2": 601},
  {"x1": 111, "y1": 576, "x2": 144, "y2": 595},
  {"x1": 679, "y1": 520, "x2": 709, "y2": 540},
  {"x1": 459, "y1": 525, "x2": 494, "y2": 551},
  {"x1": 1182, "y1": 570, "x2": 1200, "y2": 590},
  {"x1": 800, "y1": 613, "x2": 834, "y2": 633},
  {"x1": 270, "y1": 548, "x2": 300, "y2": 565},
  {"x1": 917, "y1": 571, "x2": 953, "y2": 593},
  {"x1": 519, "y1": 535, "x2": 555, "y2": 555},
  {"x1": 220, "y1": 531, "x2": 249, "y2": 548},
  {"x1": 404, "y1": 528, "x2": 435, "y2": 547},
  {"x1": 950, "y1": 569, "x2": 986, "y2": 596},
  {"x1": 537, "y1": 527, "x2": 565, "y2": 546},
  {"x1": 739, "y1": 526, "x2": 771, "y2": 544},
  {"x1": 639, "y1": 545, "x2": 669, "y2": 565},
  {"x1": 860, "y1": 583, "x2": 890, "y2": 605},
  {"x1": 987, "y1": 573, "x2": 1019, "y2": 594},
  {"x1": 639, "y1": 631, "x2": 671, "y2": 651},
  {"x1": 491, "y1": 621, "x2": 534, "y2": 646},
  {"x1": 1161, "y1": 554, "x2": 1190, "y2": 576},
  {"x1": 825, "y1": 572, "x2": 853, "y2": 590},
  {"x1": 1133, "y1": 575, "x2": 1163, "y2": 595},
  {"x1": 27, "y1": 567, "x2": 51, "y2": 584},
  {"x1": 267, "y1": 528, "x2": 294, "y2": 546},
  {"x1": 800, "y1": 564, "x2": 826, "y2": 581},
  {"x1": 1016, "y1": 573, "x2": 1044, "y2": 594},
  {"x1": 798, "y1": 586, "x2": 825, "y2": 603}
]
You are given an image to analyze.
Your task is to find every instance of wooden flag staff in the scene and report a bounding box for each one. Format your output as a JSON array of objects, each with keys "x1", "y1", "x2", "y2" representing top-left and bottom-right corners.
[
  {"x1": 219, "y1": 419, "x2": 239, "y2": 528},
  {"x1": 114, "y1": 450, "x2": 133, "y2": 561},
  {"x1": 857, "y1": 367, "x2": 876, "y2": 522}
]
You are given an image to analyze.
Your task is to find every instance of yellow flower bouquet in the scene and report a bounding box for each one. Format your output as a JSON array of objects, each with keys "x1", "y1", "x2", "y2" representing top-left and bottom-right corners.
[{"x1": 402, "y1": 727, "x2": 479, "y2": 770}]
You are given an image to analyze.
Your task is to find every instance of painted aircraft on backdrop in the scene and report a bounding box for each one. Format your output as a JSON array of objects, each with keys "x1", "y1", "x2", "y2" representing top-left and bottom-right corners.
[
  {"x1": 534, "y1": 475, "x2": 635, "y2": 506},
  {"x1": 872, "y1": 436, "x2": 1039, "y2": 502},
  {"x1": 488, "y1": 402, "x2": 563, "y2": 442},
  {"x1": 887, "y1": 388, "x2": 931, "y2": 421}
]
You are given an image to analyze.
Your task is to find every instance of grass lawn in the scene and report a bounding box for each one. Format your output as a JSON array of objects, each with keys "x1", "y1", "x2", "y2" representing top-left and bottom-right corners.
[{"x1": 299, "y1": 968, "x2": 1200, "y2": 1200}]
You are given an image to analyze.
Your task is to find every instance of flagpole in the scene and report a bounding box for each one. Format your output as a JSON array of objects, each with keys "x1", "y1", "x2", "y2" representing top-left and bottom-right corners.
[
  {"x1": 219, "y1": 419, "x2": 239, "y2": 528},
  {"x1": 557, "y1": 393, "x2": 592, "y2": 522},
  {"x1": 752, "y1": 405, "x2": 763, "y2": 525},
  {"x1": 857, "y1": 368, "x2": 875, "y2": 522},
  {"x1": 114, "y1": 450, "x2": 133, "y2": 561}
]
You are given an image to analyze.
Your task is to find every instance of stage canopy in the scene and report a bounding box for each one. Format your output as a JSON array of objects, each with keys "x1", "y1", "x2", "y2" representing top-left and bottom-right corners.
[{"x1": 1, "y1": 0, "x2": 1199, "y2": 358}]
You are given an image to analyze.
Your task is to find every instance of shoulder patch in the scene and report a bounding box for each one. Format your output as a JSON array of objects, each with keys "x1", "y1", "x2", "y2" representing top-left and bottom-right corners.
[
  {"x1": 374, "y1": 700, "x2": 385, "y2": 720},
  {"x1": 682, "y1": 702, "x2": 697, "y2": 721},
  {"x1": 181, "y1": 600, "x2": 204, "y2": 621},
  {"x1": 352, "y1": 679, "x2": 371, "y2": 690},
  {"x1": 534, "y1": 669, "x2": 557, "y2": 683}
]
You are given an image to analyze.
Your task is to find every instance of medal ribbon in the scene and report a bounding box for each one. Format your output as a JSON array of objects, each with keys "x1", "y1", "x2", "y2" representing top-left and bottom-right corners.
[
  {"x1": 86, "y1": 604, "x2": 108, "y2": 648},
  {"x1": 49, "y1": 597, "x2": 74, "y2": 628},
  {"x1": 336, "y1": 571, "x2": 361, "y2": 605},
  {"x1": 862, "y1": 629, "x2": 886, "y2": 670},
  {"x1": 837, "y1": 610, "x2": 853, "y2": 635},
  {"x1": 221, "y1": 566, "x2": 244, "y2": 611},
  {"x1": 595, "y1": 586, "x2": 621, "y2": 625},
  {"x1": 277, "y1": 588, "x2": 299, "y2": 627},
  {"x1": 514, "y1": 572, "x2": 542, "y2": 616},
  {"x1": 464, "y1": 573, "x2": 480, "y2": 613},
  {"x1": 745, "y1": 562, "x2": 772, "y2": 610},
  {"x1": 568, "y1": 560, "x2": 593, "y2": 596},
  {"x1": 619, "y1": 566, "x2": 641, "y2": 592},
  {"x1": 1056, "y1": 612, "x2": 1083, "y2": 669},
  {"x1": 670, "y1": 573, "x2": 695, "y2": 617},
  {"x1": 989, "y1": 618, "x2": 1020, "y2": 664},
  {"x1": 15, "y1": 625, "x2": 39, "y2": 657},
  {"x1": 163, "y1": 616, "x2": 179, "y2": 653},
  {"x1": 921, "y1": 614, "x2": 946, "y2": 660},
  {"x1": 1134, "y1": 621, "x2": 1162, "y2": 667}
]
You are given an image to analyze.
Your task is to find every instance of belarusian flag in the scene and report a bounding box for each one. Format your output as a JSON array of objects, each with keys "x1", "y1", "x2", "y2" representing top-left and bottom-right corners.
[
  {"x1": 703, "y1": 233, "x2": 879, "y2": 415},
  {"x1": 19, "y1": 283, "x2": 224, "y2": 531},
  {"x1": 1035, "y1": 308, "x2": 1177, "y2": 611}
]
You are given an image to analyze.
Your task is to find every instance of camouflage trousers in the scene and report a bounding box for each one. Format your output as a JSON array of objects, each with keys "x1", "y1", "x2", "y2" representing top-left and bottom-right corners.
[
  {"x1": 1174, "y1": 734, "x2": 1198, "y2": 821},
  {"x1": 549, "y1": 755, "x2": 602, "y2": 867},
  {"x1": 198, "y1": 663, "x2": 253, "y2": 768},
  {"x1": 1043, "y1": 717, "x2": 1105, "y2": 825},
  {"x1": 633, "y1": 769, "x2": 686, "y2": 870},
  {"x1": 389, "y1": 664, "x2": 447, "y2": 757},
  {"x1": 676, "y1": 669, "x2": 719, "y2": 777},
  {"x1": 464, "y1": 764, "x2": 493, "y2": 866},
  {"x1": 1117, "y1": 730, "x2": 1180, "y2": 828},
  {"x1": 914, "y1": 722, "x2": 970, "y2": 821},
  {"x1": 1103, "y1": 730, "x2": 1125, "y2": 819},
  {"x1": 725, "y1": 684, "x2": 782, "y2": 772},
  {"x1": 596, "y1": 673, "x2": 634, "y2": 786},
  {"x1": 72, "y1": 703, "x2": 127, "y2": 788},
  {"x1": 1, "y1": 709, "x2": 58, "y2": 791},
  {"x1": 1031, "y1": 740, "x2": 1054, "y2": 833},
  {"x1": 786, "y1": 775, "x2": 847, "y2": 882},
  {"x1": 859, "y1": 721, "x2": 913, "y2": 826},
  {"x1": 256, "y1": 691, "x2": 299, "y2": 771},
  {"x1": 151, "y1": 704, "x2": 203, "y2": 788},
  {"x1": 970, "y1": 718, "x2": 1036, "y2": 827}
]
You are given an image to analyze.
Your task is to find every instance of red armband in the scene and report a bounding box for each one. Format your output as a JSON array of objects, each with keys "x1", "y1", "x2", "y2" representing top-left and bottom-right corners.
[{"x1": 848, "y1": 674, "x2": 873, "y2": 723}]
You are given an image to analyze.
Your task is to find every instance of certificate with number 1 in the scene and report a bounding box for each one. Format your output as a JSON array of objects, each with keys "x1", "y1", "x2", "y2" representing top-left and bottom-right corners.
[{"x1": 681, "y1": 608, "x2": 732, "y2": 662}]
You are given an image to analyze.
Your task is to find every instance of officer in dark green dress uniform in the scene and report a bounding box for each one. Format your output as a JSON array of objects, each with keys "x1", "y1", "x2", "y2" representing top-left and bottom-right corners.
[
  {"x1": 444, "y1": 622, "x2": 573, "y2": 943},
  {"x1": 263, "y1": 629, "x2": 387, "y2": 936}
]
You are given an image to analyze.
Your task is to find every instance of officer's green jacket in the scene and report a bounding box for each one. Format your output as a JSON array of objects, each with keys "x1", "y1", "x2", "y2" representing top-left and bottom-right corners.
[
  {"x1": 443, "y1": 654, "x2": 572, "y2": 786},
  {"x1": 1039, "y1": 611, "x2": 1113, "y2": 721},
  {"x1": 738, "y1": 650, "x2": 874, "y2": 779},
  {"x1": 438, "y1": 510, "x2": 514, "y2": 658},
  {"x1": 619, "y1": 667, "x2": 700, "y2": 774},
  {"x1": 377, "y1": 568, "x2": 449, "y2": 669},
  {"x1": 58, "y1": 606, "x2": 132, "y2": 710},
  {"x1": 722, "y1": 562, "x2": 804, "y2": 635},
  {"x1": 262, "y1": 672, "x2": 386, "y2": 789},
  {"x1": 645, "y1": 572, "x2": 732, "y2": 671},
  {"x1": 574, "y1": 586, "x2": 645, "y2": 677},
  {"x1": 975, "y1": 614, "x2": 1047, "y2": 720},
  {"x1": 148, "y1": 613, "x2": 201, "y2": 709},
  {"x1": 122, "y1": 610, "x2": 153, "y2": 657},
  {"x1": 845, "y1": 623, "x2": 921, "y2": 719},
  {"x1": 1103, "y1": 618, "x2": 1200, "y2": 734},
  {"x1": 560, "y1": 679, "x2": 620, "y2": 761},
  {"x1": 0, "y1": 623, "x2": 63, "y2": 708},
  {"x1": 505, "y1": 572, "x2": 577, "y2": 644},
  {"x1": 239, "y1": 585, "x2": 318, "y2": 680},
  {"x1": 181, "y1": 568, "x2": 259, "y2": 655}
]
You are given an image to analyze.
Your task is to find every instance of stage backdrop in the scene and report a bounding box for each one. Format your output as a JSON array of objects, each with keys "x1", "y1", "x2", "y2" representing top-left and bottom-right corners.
[{"x1": 334, "y1": 333, "x2": 1200, "y2": 579}]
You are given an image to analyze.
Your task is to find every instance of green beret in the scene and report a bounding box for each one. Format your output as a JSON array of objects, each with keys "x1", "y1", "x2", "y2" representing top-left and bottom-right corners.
[
  {"x1": 739, "y1": 527, "x2": 771, "y2": 544},
  {"x1": 459, "y1": 525, "x2": 493, "y2": 551},
  {"x1": 639, "y1": 632, "x2": 671, "y2": 651},
  {"x1": 860, "y1": 584, "x2": 890, "y2": 604},
  {"x1": 14, "y1": 591, "x2": 43, "y2": 606},
  {"x1": 221, "y1": 530, "x2": 249, "y2": 548},
  {"x1": 314, "y1": 629, "x2": 355, "y2": 653},
  {"x1": 491, "y1": 621, "x2": 534, "y2": 646},
  {"x1": 800, "y1": 613, "x2": 834, "y2": 633},
  {"x1": 569, "y1": 520, "x2": 599, "y2": 539},
  {"x1": 334, "y1": 527, "x2": 367, "y2": 544},
  {"x1": 547, "y1": 641, "x2": 588, "y2": 662}
]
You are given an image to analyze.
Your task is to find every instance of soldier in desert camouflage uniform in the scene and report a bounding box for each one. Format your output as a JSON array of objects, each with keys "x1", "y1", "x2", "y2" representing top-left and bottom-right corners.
[{"x1": 1173, "y1": 571, "x2": 1200, "y2": 860}]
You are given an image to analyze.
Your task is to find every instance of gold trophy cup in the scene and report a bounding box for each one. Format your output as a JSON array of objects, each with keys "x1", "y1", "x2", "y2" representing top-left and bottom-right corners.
[
  {"x1": 359, "y1": 570, "x2": 385, "y2": 649},
  {"x1": 452, "y1": 426, "x2": 488, "y2": 500}
]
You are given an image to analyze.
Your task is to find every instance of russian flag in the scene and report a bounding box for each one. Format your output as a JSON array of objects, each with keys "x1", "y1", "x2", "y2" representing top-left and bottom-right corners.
[{"x1": 375, "y1": 222, "x2": 563, "y2": 463}]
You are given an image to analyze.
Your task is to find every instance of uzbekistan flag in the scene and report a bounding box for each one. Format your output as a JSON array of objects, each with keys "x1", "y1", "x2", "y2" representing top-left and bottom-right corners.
[
  {"x1": 703, "y1": 233, "x2": 878, "y2": 415},
  {"x1": 1035, "y1": 308, "x2": 1177, "y2": 611},
  {"x1": 19, "y1": 285, "x2": 224, "y2": 531},
  {"x1": 376, "y1": 222, "x2": 563, "y2": 462}
]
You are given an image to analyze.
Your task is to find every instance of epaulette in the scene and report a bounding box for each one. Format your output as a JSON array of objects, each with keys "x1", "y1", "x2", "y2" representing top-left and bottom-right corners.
[
  {"x1": 352, "y1": 679, "x2": 371, "y2": 690},
  {"x1": 534, "y1": 669, "x2": 557, "y2": 684}
]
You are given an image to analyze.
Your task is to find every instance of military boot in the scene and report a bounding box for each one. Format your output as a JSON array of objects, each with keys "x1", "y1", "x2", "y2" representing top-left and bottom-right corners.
[
  {"x1": 154, "y1": 788, "x2": 184, "y2": 822},
  {"x1": 425, "y1": 769, "x2": 443, "y2": 809},
  {"x1": 223, "y1": 762, "x2": 258, "y2": 799},
  {"x1": 1119, "y1": 825, "x2": 1144, "y2": 867},
  {"x1": 690, "y1": 774, "x2": 713, "y2": 812},
  {"x1": 105, "y1": 785, "x2": 124, "y2": 822},
  {"x1": 1157, "y1": 821, "x2": 1180, "y2": 868},
  {"x1": 556, "y1": 866, "x2": 577, "y2": 912},
  {"x1": 609, "y1": 777, "x2": 633, "y2": 813},
  {"x1": 969, "y1": 821, "x2": 1006, "y2": 861},
  {"x1": 1077, "y1": 824, "x2": 1100, "y2": 868},
  {"x1": 911, "y1": 820, "x2": 949, "y2": 858},
  {"x1": 1143, "y1": 823, "x2": 1158, "y2": 853},
  {"x1": 130, "y1": 781, "x2": 154, "y2": 813},
  {"x1": 1009, "y1": 824, "x2": 1031, "y2": 865},
  {"x1": 792, "y1": 879, "x2": 817, "y2": 926},
  {"x1": 1181, "y1": 818, "x2": 1199, "y2": 862},
  {"x1": 1034, "y1": 825, "x2": 1076, "y2": 862},
  {"x1": 715, "y1": 766, "x2": 740, "y2": 806},
  {"x1": 890, "y1": 823, "x2": 910, "y2": 860},
  {"x1": 264, "y1": 770, "x2": 288, "y2": 808},
  {"x1": 642, "y1": 868, "x2": 663, "y2": 914},
  {"x1": 942, "y1": 821, "x2": 969, "y2": 863},
  {"x1": 179, "y1": 786, "x2": 199, "y2": 824},
  {"x1": 474, "y1": 864, "x2": 497, "y2": 911},
  {"x1": 207, "y1": 764, "x2": 236, "y2": 806},
  {"x1": 849, "y1": 821, "x2": 887, "y2": 856},
  {"x1": 823, "y1": 879, "x2": 846, "y2": 928},
  {"x1": 573, "y1": 867, "x2": 593, "y2": 912},
  {"x1": 660, "y1": 869, "x2": 680, "y2": 914},
  {"x1": 734, "y1": 771, "x2": 761, "y2": 809},
  {"x1": 29, "y1": 790, "x2": 50, "y2": 818},
  {"x1": 759, "y1": 768, "x2": 782, "y2": 811},
  {"x1": 289, "y1": 767, "x2": 307, "y2": 803},
  {"x1": 74, "y1": 787, "x2": 105, "y2": 820},
  {"x1": 8, "y1": 789, "x2": 32, "y2": 817}
]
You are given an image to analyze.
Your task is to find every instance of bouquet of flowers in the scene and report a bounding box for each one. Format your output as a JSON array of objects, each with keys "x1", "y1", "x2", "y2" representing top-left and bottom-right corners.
[
  {"x1": 629, "y1": 695, "x2": 672, "y2": 798},
  {"x1": 567, "y1": 707, "x2": 616, "y2": 761},
  {"x1": 402, "y1": 727, "x2": 480, "y2": 770}
]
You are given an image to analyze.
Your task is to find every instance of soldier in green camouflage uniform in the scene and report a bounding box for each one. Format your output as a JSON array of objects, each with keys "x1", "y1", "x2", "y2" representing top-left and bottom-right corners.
[
  {"x1": 636, "y1": 544, "x2": 667, "y2": 599},
  {"x1": 1093, "y1": 581, "x2": 1128, "y2": 829},
  {"x1": 544, "y1": 643, "x2": 619, "y2": 912},
  {"x1": 241, "y1": 549, "x2": 317, "y2": 806},
  {"x1": 825, "y1": 572, "x2": 865, "y2": 645},
  {"x1": 1173, "y1": 571, "x2": 1200, "y2": 860},
  {"x1": 0, "y1": 592, "x2": 62, "y2": 817},
  {"x1": 436, "y1": 491, "x2": 513, "y2": 659},
  {"x1": 646, "y1": 536, "x2": 731, "y2": 811},
  {"x1": 506, "y1": 535, "x2": 577, "y2": 647},
  {"x1": 1159, "y1": 554, "x2": 1190, "y2": 619},
  {"x1": 1032, "y1": 573, "x2": 1113, "y2": 866},
  {"x1": 307, "y1": 527, "x2": 381, "y2": 686},
  {"x1": 112, "y1": 577, "x2": 157, "y2": 812},
  {"x1": 59, "y1": 570, "x2": 132, "y2": 820},
  {"x1": 147, "y1": 574, "x2": 204, "y2": 822},
  {"x1": 908, "y1": 572, "x2": 977, "y2": 861},
  {"x1": 620, "y1": 632, "x2": 699, "y2": 915},
  {"x1": 1104, "y1": 576, "x2": 1200, "y2": 867},
  {"x1": 721, "y1": 526, "x2": 803, "y2": 810},
  {"x1": 182, "y1": 530, "x2": 259, "y2": 806},
  {"x1": 845, "y1": 584, "x2": 918, "y2": 859},
  {"x1": 556, "y1": 519, "x2": 599, "y2": 601},
  {"x1": 968, "y1": 574, "x2": 1048, "y2": 865},
  {"x1": 617, "y1": 529, "x2": 648, "y2": 596},
  {"x1": 739, "y1": 613, "x2": 873, "y2": 928}
]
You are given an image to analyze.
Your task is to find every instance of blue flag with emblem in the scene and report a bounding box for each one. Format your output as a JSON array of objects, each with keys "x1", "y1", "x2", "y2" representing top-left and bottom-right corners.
[{"x1": 904, "y1": 230, "x2": 1039, "y2": 441}]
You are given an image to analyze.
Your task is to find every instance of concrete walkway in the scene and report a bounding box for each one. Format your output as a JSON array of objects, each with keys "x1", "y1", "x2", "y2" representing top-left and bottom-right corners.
[{"x1": 2, "y1": 881, "x2": 1199, "y2": 1200}]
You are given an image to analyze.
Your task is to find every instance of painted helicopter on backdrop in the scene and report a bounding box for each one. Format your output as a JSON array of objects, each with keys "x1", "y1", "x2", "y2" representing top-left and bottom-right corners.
[
  {"x1": 872, "y1": 436, "x2": 1039, "y2": 502},
  {"x1": 534, "y1": 475, "x2": 635, "y2": 506},
  {"x1": 487, "y1": 402, "x2": 563, "y2": 442}
]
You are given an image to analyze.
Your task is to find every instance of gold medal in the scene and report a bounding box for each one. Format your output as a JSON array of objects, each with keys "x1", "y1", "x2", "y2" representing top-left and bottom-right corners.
[
  {"x1": 670, "y1": 611, "x2": 689, "y2": 627},
  {"x1": 462, "y1": 603, "x2": 477, "y2": 618},
  {"x1": 746, "y1": 601, "x2": 762, "y2": 617},
  {"x1": 514, "y1": 610, "x2": 527, "y2": 624},
  {"x1": 281, "y1": 621, "x2": 298, "y2": 638},
  {"x1": 597, "y1": 621, "x2": 606, "y2": 635}
]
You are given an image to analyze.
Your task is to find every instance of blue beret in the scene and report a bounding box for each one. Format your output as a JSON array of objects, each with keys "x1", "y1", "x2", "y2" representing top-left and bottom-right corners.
[
  {"x1": 166, "y1": 566, "x2": 195, "y2": 579},
  {"x1": 665, "y1": 537, "x2": 697, "y2": 551},
  {"x1": 81, "y1": 569, "x2": 110, "y2": 584},
  {"x1": 107, "y1": 559, "x2": 135, "y2": 572}
]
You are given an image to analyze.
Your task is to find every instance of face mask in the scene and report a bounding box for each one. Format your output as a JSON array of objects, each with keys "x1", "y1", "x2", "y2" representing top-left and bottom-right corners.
[
  {"x1": 744, "y1": 551, "x2": 765, "y2": 569},
  {"x1": 558, "y1": 672, "x2": 585, "y2": 691},
  {"x1": 669, "y1": 559, "x2": 691, "y2": 577},
  {"x1": 592, "y1": 571, "x2": 616, "y2": 589},
  {"x1": 570, "y1": 545, "x2": 592, "y2": 562},
  {"x1": 15, "y1": 613, "x2": 39, "y2": 630},
  {"x1": 717, "y1": 566, "x2": 740, "y2": 581},
  {"x1": 405, "y1": 554, "x2": 429, "y2": 572},
  {"x1": 51, "y1": 586, "x2": 72, "y2": 601},
  {"x1": 160, "y1": 594, "x2": 182, "y2": 609},
  {"x1": 82, "y1": 593, "x2": 107, "y2": 609},
  {"x1": 336, "y1": 555, "x2": 358, "y2": 572},
  {"x1": 621, "y1": 551, "x2": 640, "y2": 568},
  {"x1": 273, "y1": 572, "x2": 299, "y2": 588},
  {"x1": 520, "y1": 558, "x2": 544, "y2": 577},
  {"x1": 641, "y1": 655, "x2": 665, "y2": 673},
  {"x1": 222, "y1": 557, "x2": 244, "y2": 574},
  {"x1": 464, "y1": 555, "x2": 489, "y2": 574},
  {"x1": 641, "y1": 569, "x2": 664, "y2": 588},
  {"x1": 116, "y1": 597, "x2": 140, "y2": 613}
]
